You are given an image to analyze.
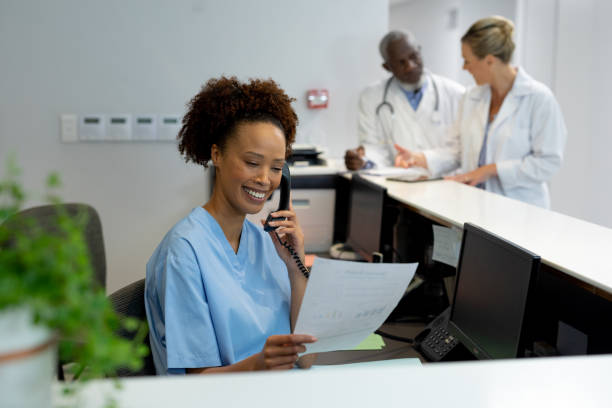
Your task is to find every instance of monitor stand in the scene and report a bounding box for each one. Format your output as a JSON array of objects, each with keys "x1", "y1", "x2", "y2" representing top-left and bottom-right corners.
[
  {"x1": 386, "y1": 274, "x2": 449, "y2": 323},
  {"x1": 388, "y1": 208, "x2": 452, "y2": 323}
]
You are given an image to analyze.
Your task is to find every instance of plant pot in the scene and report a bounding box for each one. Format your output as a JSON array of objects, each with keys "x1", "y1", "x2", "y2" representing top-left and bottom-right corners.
[{"x1": 0, "y1": 306, "x2": 56, "y2": 408}]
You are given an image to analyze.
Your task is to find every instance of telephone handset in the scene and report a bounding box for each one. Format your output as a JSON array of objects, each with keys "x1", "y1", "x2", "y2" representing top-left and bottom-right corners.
[
  {"x1": 264, "y1": 163, "x2": 291, "y2": 232},
  {"x1": 264, "y1": 163, "x2": 310, "y2": 279}
]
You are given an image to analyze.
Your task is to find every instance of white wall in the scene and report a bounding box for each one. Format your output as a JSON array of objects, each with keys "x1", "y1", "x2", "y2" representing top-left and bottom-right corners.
[
  {"x1": 547, "y1": 0, "x2": 612, "y2": 228},
  {"x1": 0, "y1": 0, "x2": 388, "y2": 292},
  {"x1": 519, "y1": 0, "x2": 612, "y2": 228},
  {"x1": 516, "y1": 0, "x2": 557, "y2": 89},
  {"x1": 589, "y1": 1, "x2": 612, "y2": 228},
  {"x1": 545, "y1": 0, "x2": 594, "y2": 223},
  {"x1": 390, "y1": 0, "x2": 463, "y2": 82}
]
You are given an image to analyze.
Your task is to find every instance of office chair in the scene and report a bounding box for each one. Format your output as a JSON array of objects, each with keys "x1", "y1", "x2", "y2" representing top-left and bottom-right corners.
[
  {"x1": 108, "y1": 278, "x2": 156, "y2": 376},
  {"x1": 9, "y1": 203, "x2": 107, "y2": 289}
]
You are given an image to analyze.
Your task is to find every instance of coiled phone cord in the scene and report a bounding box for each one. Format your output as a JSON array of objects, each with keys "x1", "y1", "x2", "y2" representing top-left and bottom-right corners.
[{"x1": 275, "y1": 231, "x2": 310, "y2": 279}]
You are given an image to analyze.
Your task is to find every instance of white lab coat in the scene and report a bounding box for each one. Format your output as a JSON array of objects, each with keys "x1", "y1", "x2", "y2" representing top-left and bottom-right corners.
[
  {"x1": 425, "y1": 68, "x2": 567, "y2": 209},
  {"x1": 358, "y1": 73, "x2": 465, "y2": 167}
]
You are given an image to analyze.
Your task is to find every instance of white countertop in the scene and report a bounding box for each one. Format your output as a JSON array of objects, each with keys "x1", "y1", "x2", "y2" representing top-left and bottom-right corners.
[
  {"x1": 53, "y1": 354, "x2": 612, "y2": 407},
  {"x1": 369, "y1": 177, "x2": 612, "y2": 294},
  {"x1": 292, "y1": 169, "x2": 612, "y2": 294}
]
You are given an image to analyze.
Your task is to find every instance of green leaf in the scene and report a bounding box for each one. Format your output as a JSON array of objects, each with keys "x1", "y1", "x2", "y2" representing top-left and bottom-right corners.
[
  {"x1": 46, "y1": 172, "x2": 62, "y2": 188},
  {"x1": 0, "y1": 155, "x2": 147, "y2": 382}
]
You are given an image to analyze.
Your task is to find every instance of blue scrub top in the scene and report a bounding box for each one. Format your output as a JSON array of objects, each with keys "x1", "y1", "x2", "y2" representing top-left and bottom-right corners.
[{"x1": 145, "y1": 207, "x2": 291, "y2": 375}]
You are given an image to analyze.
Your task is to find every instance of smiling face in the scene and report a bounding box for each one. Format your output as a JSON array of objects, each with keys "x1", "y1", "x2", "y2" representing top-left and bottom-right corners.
[
  {"x1": 211, "y1": 121, "x2": 286, "y2": 216},
  {"x1": 461, "y1": 42, "x2": 492, "y2": 85},
  {"x1": 383, "y1": 38, "x2": 423, "y2": 85}
]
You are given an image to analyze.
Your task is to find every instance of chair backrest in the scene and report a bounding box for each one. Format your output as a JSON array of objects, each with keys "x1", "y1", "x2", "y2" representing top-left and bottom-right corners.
[
  {"x1": 108, "y1": 278, "x2": 156, "y2": 376},
  {"x1": 6, "y1": 203, "x2": 106, "y2": 289}
]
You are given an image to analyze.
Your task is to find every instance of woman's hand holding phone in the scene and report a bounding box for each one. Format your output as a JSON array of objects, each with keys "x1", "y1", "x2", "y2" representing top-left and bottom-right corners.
[{"x1": 263, "y1": 201, "x2": 305, "y2": 269}]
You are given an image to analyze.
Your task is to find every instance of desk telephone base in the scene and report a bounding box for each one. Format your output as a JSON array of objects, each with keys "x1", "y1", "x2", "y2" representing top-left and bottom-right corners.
[{"x1": 415, "y1": 307, "x2": 474, "y2": 362}]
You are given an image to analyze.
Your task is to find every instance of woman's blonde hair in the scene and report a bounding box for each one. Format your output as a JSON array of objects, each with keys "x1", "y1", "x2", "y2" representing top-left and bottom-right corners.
[{"x1": 461, "y1": 16, "x2": 515, "y2": 63}]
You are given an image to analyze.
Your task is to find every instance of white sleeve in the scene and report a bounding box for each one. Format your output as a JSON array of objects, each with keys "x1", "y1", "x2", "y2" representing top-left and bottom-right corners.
[{"x1": 422, "y1": 94, "x2": 464, "y2": 177}]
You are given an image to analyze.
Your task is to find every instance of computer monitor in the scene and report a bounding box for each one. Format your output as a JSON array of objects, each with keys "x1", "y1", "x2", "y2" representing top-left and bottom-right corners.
[
  {"x1": 346, "y1": 174, "x2": 387, "y2": 262},
  {"x1": 449, "y1": 223, "x2": 540, "y2": 359}
]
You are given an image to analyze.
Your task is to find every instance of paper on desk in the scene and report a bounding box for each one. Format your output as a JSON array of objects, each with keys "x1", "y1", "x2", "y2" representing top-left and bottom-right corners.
[
  {"x1": 361, "y1": 166, "x2": 429, "y2": 178},
  {"x1": 353, "y1": 333, "x2": 385, "y2": 350},
  {"x1": 293, "y1": 258, "x2": 417, "y2": 355},
  {"x1": 432, "y1": 225, "x2": 462, "y2": 267}
]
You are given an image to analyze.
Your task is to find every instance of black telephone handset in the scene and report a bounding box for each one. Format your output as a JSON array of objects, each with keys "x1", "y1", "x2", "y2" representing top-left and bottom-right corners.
[
  {"x1": 263, "y1": 163, "x2": 310, "y2": 279},
  {"x1": 264, "y1": 163, "x2": 291, "y2": 232}
]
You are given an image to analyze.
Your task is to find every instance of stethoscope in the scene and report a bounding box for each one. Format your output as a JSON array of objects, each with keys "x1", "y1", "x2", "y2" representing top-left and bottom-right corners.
[
  {"x1": 375, "y1": 73, "x2": 442, "y2": 123},
  {"x1": 373, "y1": 73, "x2": 442, "y2": 151}
]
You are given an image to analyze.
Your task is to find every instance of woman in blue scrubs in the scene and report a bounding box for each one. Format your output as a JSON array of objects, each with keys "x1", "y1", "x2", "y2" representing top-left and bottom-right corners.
[{"x1": 145, "y1": 77, "x2": 317, "y2": 374}]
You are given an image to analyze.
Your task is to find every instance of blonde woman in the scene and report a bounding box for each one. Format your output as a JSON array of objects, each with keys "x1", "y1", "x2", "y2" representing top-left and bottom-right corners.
[{"x1": 395, "y1": 16, "x2": 566, "y2": 208}]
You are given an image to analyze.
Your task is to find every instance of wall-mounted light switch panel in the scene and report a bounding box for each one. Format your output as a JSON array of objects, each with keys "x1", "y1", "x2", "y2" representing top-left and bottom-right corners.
[
  {"x1": 60, "y1": 114, "x2": 78, "y2": 142},
  {"x1": 133, "y1": 115, "x2": 157, "y2": 141},
  {"x1": 158, "y1": 114, "x2": 181, "y2": 141},
  {"x1": 79, "y1": 114, "x2": 105, "y2": 141},
  {"x1": 107, "y1": 114, "x2": 132, "y2": 141}
]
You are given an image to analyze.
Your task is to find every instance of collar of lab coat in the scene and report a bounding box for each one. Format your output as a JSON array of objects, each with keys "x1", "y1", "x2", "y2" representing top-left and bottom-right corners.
[
  {"x1": 469, "y1": 66, "x2": 535, "y2": 100},
  {"x1": 390, "y1": 73, "x2": 432, "y2": 116},
  {"x1": 466, "y1": 67, "x2": 536, "y2": 165}
]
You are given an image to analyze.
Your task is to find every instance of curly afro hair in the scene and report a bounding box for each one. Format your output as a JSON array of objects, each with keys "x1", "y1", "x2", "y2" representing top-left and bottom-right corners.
[{"x1": 178, "y1": 76, "x2": 298, "y2": 167}]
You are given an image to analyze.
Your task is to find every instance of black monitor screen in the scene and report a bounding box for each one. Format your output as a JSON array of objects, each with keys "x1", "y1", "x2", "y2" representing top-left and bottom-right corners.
[
  {"x1": 346, "y1": 175, "x2": 386, "y2": 262},
  {"x1": 450, "y1": 224, "x2": 540, "y2": 359}
]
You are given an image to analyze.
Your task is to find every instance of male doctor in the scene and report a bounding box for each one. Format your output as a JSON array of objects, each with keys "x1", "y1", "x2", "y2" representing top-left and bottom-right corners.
[{"x1": 345, "y1": 30, "x2": 465, "y2": 170}]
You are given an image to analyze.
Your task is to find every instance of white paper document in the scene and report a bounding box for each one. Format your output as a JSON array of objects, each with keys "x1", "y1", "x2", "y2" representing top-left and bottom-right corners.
[
  {"x1": 293, "y1": 258, "x2": 417, "y2": 354},
  {"x1": 432, "y1": 225, "x2": 463, "y2": 267}
]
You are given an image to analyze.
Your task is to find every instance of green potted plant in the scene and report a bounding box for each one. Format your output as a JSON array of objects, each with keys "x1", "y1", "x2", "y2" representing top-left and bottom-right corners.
[{"x1": 0, "y1": 157, "x2": 147, "y2": 407}]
